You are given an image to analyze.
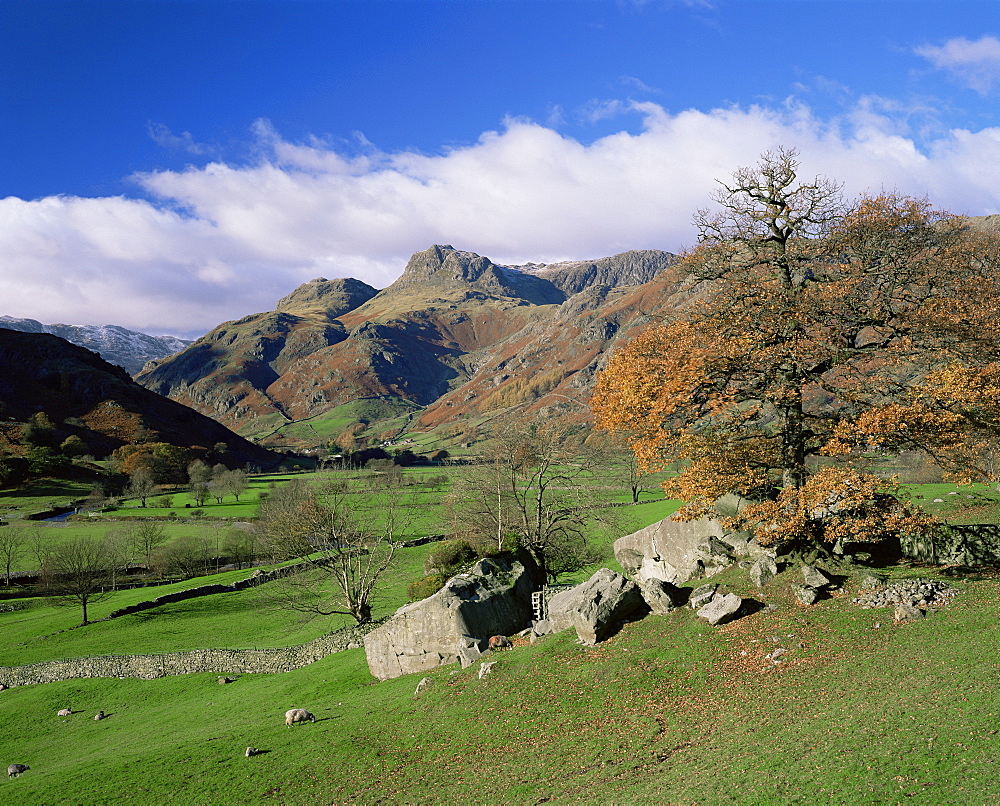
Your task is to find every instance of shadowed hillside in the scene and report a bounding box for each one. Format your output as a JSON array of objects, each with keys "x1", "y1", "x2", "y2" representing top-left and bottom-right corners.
[{"x1": 0, "y1": 328, "x2": 277, "y2": 469}]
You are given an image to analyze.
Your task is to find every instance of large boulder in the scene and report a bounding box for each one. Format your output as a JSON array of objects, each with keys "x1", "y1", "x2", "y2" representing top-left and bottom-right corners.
[
  {"x1": 614, "y1": 494, "x2": 765, "y2": 586},
  {"x1": 364, "y1": 554, "x2": 539, "y2": 681},
  {"x1": 801, "y1": 564, "x2": 832, "y2": 589},
  {"x1": 638, "y1": 578, "x2": 686, "y2": 614},
  {"x1": 697, "y1": 592, "x2": 745, "y2": 626},
  {"x1": 750, "y1": 556, "x2": 779, "y2": 587},
  {"x1": 534, "y1": 569, "x2": 649, "y2": 645}
]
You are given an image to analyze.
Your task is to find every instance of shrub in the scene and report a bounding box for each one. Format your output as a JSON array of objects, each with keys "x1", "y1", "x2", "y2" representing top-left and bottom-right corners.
[
  {"x1": 407, "y1": 573, "x2": 446, "y2": 602},
  {"x1": 424, "y1": 539, "x2": 478, "y2": 576}
]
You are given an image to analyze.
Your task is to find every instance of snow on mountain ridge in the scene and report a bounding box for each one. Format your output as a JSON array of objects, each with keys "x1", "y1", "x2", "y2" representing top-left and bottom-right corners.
[{"x1": 0, "y1": 316, "x2": 191, "y2": 375}]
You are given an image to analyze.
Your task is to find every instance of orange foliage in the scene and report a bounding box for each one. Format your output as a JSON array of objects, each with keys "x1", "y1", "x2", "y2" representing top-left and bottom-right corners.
[{"x1": 592, "y1": 149, "x2": 1000, "y2": 547}]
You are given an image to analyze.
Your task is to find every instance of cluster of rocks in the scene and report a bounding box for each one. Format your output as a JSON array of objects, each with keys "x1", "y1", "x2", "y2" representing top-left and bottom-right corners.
[
  {"x1": 532, "y1": 569, "x2": 651, "y2": 644},
  {"x1": 363, "y1": 500, "x2": 965, "y2": 682},
  {"x1": 791, "y1": 564, "x2": 837, "y2": 605},
  {"x1": 852, "y1": 576, "x2": 959, "y2": 613}
]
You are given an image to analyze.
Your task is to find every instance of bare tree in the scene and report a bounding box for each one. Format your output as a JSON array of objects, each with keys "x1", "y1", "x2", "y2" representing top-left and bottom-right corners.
[
  {"x1": 222, "y1": 526, "x2": 259, "y2": 569},
  {"x1": 150, "y1": 534, "x2": 211, "y2": 578},
  {"x1": 25, "y1": 526, "x2": 52, "y2": 574},
  {"x1": 126, "y1": 466, "x2": 156, "y2": 508},
  {"x1": 0, "y1": 526, "x2": 23, "y2": 584},
  {"x1": 42, "y1": 535, "x2": 113, "y2": 625},
  {"x1": 219, "y1": 468, "x2": 249, "y2": 502},
  {"x1": 188, "y1": 459, "x2": 212, "y2": 506},
  {"x1": 453, "y1": 417, "x2": 603, "y2": 583},
  {"x1": 127, "y1": 521, "x2": 168, "y2": 567},
  {"x1": 254, "y1": 476, "x2": 414, "y2": 624}
]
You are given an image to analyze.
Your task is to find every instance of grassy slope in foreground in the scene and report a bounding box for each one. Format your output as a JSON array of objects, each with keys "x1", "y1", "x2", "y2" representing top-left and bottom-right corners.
[{"x1": 2, "y1": 564, "x2": 1000, "y2": 804}]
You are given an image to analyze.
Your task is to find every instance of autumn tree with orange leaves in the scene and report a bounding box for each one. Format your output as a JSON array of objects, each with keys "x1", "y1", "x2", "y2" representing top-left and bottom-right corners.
[{"x1": 592, "y1": 147, "x2": 1000, "y2": 553}]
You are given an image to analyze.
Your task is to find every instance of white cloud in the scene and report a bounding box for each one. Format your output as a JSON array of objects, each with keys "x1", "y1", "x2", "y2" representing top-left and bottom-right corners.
[
  {"x1": 4, "y1": 100, "x2": 1000, "y2": 337},
  {"x1": 619, "y1": 75, "x2": 661, "y2": 94},
  {"x1": 916, "y1": 35, "x2": 1000, "y2": 94},
  {"x1": 147, "y1": 123, "x2": 215, "y2": 156}
]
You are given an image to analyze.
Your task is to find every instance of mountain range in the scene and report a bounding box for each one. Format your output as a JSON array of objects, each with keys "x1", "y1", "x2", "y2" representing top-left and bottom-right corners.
[
  {"x1": 135, "y1": 245, "x2": 685, "y2": 449},
  {"x1": 0, "y1": 317, "x2": 191, "y2": 376}
]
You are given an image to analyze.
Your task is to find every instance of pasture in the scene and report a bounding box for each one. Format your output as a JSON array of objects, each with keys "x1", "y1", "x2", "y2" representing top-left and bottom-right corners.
[
  {"x1": 2, "y1": 561, "x2": 999, "y2": 804},
  {"x1": 2, "y1": 464, "x2": 1000, "y2": 802}
]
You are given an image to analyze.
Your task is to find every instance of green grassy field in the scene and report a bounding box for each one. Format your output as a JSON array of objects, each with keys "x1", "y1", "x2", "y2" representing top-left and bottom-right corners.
[
  {"x1": 3, "y1": 467, "x2": 1000, "y2": 802},
  {"x1": 2, "y1": 561, "x2": 998, "y2": 804}
]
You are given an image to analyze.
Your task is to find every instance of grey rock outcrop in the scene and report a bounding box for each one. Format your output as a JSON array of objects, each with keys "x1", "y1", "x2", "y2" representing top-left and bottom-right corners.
[
  {"x1": 364, "y1": 554, "x2": 539, "y2": 681},
  {"x1": 614, "y1": 495, "x2": 765, "y2": 587},
  {"x1": 696, "y1": 592, "x2": 745, "y2": 626},
  {"x1": 792, "y1": 584, "x2": 820, "y2": 605},
  {"x1": 894, "y1": 604, "x2": 926, "y2": 623},
  {"x1": 457, "y1": 638, "x2": 484, "y2": 669},
  {"x1": 688, "y1": 584, "x2": 719, "y2": 610},
  {"x1": 638, "y1": 579, "x2": 685, "y2": 614},
  {"x1": 750, "y1": 557, "x2": 778, "y2": 587},
  {"x1": 533, "y1": 569, "x2": 649, "y2": 645},
  {"x1": 801, "y1": 565, "x2": 832, "y2": 589}
]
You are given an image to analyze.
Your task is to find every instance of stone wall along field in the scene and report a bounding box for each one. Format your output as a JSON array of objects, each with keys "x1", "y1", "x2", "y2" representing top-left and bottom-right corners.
[{"x1": 0, "y1": 620, "x2": 384, "y2": 688}]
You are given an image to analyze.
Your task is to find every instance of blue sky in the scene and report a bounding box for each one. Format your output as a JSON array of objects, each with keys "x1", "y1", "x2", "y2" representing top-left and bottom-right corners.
[{"x1": 4, "y1": 0, "x2": 1000, "y2": 337}]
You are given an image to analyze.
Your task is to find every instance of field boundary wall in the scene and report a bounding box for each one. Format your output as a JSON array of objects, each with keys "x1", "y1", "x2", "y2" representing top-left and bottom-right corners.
[{"x1": 0, "y1": 618, "x2": 387, "y2": 688}]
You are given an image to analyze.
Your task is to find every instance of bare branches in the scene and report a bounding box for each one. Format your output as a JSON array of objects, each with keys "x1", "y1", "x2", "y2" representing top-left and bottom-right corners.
[
  {"x1": 254, "y1": 476, "x2": 410, "y2": 624},
  {"x1": 41, "y1": 536, "x2": 113, "y2": 625}
]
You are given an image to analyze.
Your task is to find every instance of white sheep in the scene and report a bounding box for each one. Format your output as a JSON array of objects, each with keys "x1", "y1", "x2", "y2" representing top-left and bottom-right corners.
[
  {"x1": 284, "y1": 708, "x2": 315, "y2": 727},
  {"x1": 94, "y1": 711, "x2": 105, "y2": 721},
  {"x1": 7, "y1": 764, "x2": 29, "y2": 778},
  {"x1": 57, "y1": 708, "x2": 72, "y2": 717},
  {"x1": 245, "y1": 747, "x2": 261, "y2": 757}
]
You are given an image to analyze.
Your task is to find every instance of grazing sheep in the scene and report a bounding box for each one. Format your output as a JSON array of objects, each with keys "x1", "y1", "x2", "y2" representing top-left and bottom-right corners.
[
  {"x1": 284, "y1": 708, "x2": 315, "y2": 727},
  {"x1": 94, "y1": 711, "x2": 105, "y2": 721},
  {"x1": 57, "y1": 708, "x2": 72, "y2": 717},
  {"x1": 488, "y1": 635, "x2": 513, "y2": 651},
  {"x1": 7, "y1": 764, "x2": 29, "y2": 778},
  {"x1": 245, "y1": 747, "x2": 261, "y2": 757}
]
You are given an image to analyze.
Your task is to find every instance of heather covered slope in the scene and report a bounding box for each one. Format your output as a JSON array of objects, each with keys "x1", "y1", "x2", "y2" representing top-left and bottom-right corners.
[
  {"x1": 0, "y1": 328, "x2": 277, "y2": 468},
  {"x1": 135, "y1": 245, "x2": 676, "y2": 444}
]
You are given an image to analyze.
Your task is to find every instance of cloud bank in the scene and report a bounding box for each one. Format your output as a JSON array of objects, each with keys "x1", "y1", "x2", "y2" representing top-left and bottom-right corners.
[{"x1": 3, "y1": 101, "x2": 1000, "y2": 337}]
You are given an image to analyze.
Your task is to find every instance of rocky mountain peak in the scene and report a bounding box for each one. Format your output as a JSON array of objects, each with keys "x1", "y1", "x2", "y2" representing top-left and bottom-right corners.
[
  {"x1": 398, "y1": 245, "x2": 495, "y2": 284},
  {"x1": 392, "y1": 245, "x2": 565, "y2": 306},
  {"x1": 274, "y1": 276, "x2": 378, "y2": 317}
]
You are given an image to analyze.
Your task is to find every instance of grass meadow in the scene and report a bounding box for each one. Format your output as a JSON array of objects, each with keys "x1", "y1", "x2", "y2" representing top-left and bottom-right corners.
[
  {"x1": 2, "y1": 561, "x2": 999, "y2": 804},
  {"x1": 2, "y1": 467, "x2": 1000, "y2": 803}
]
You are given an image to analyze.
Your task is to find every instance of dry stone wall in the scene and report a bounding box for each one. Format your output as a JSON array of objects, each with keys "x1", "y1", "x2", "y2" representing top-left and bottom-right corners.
[
  {"x1": 0, "y1": 619, "x2": 384, "y2": 688},
  {"x1": 902, "y1": 524, "x2": 1000, "y2": 566}
]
